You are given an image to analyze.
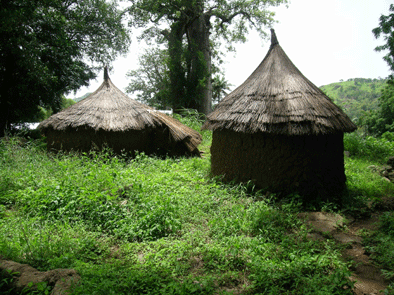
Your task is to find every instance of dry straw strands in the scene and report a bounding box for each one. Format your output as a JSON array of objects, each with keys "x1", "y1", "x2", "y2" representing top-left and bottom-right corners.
[
  {"x1": 202, "y1": 29, "x2": 357, "y2": 135},
  {"x1": 39, "y1": 68, "x2": 201, "y2": 155}
]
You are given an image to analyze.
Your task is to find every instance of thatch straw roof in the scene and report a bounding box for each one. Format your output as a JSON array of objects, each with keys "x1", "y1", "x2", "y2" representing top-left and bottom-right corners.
[
  {"x1": 202, "y1": 29, "x2": 357, "y2": 135},
  {"x1": 38, "y1": 68, "x2": 202, "y2": 153}
]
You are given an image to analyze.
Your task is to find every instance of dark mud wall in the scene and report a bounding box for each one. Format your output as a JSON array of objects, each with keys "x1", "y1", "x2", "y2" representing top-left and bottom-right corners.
[
  {"x1": 45, "y1": 127, "x2": 197, "y2": 157},
  {"x1": 211, "y1": 130, "x2": 346, "y2": 198}
]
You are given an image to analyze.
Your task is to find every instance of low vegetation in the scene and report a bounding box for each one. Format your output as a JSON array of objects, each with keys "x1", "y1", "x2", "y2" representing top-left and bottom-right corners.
[
  {"x1": 320, "y1": 78, "x2": 387, "y2": 123},
  {"x1": 0, "y1": 115, "x2": 394, "y2": 294}
]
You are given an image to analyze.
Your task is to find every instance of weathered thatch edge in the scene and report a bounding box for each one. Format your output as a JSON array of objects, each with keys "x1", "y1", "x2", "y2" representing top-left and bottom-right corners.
[
  {"x1": 202, "y1": 29, "x2": 357, "y2": 136},
  {"x1": 38, "y1": 70, "x2": 202, "y2": 156}
]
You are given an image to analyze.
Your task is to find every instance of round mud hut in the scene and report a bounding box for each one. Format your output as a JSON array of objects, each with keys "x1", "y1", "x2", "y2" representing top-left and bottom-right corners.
[
  {"x1": 38, "y1": 68, "x2": 202, "y2": 157},
  {"x1": 202, "y1": 29, "x2": 357, "y2": 198}
]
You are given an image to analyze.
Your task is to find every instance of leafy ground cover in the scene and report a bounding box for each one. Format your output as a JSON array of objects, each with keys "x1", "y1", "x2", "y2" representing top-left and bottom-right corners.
[
  {"x1": 319, "y1": 78, "x2": 387, "y2": 122},
  {"x1": 0, "y1": 118, "x2": 393, "y2": 294}
]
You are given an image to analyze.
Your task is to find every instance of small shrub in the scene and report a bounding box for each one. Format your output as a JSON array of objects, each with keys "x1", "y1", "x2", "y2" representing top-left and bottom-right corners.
[
  {"x1": 247, "y1": 201, "x2": 301, "y2": 242},
  {"x1": 363, "y1": 213, "x2": 394, "y2": 276},
  {"x1": 0, "y1": 216, "x2": 109, "y2": 270},
  {"x1": 380, "y1": 212, "x2": 394, "y2": 237},
  {"x1": 248, "y1": 244, "x2": 354, "y2": 295},
  {"x1": 344, "y1": 157, "x2": 394, "y2": 206},
  {"x1": 344, "y1": 132, "x2": 394, "y2": 163},
  {"x1": 0, "y1": 269, "x2": 16, "y2": 295}
]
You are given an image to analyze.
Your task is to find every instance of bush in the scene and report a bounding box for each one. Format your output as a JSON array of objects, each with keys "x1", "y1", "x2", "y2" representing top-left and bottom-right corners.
[
  {"x1": 344, "y1": 132, "x2": 394, "y2": 163},
  {"x1": 363, "y1": 213, "x2": 394, "y2": 282}
]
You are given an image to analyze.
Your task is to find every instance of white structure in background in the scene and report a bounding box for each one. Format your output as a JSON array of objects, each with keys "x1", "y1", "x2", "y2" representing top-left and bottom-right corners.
[
  {"x1": 11, "y1": 123, "x2": 40, "y2": 130},
  {"x1": 157, "y1": 109, "x2": 173, "y2": 115}
]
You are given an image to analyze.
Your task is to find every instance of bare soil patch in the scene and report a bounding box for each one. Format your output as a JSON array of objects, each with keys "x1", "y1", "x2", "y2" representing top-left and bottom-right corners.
[
  {"x1": 300, "y1": 211, "x2": 390, "y2": 295},
  {"x1": 0, "y1": 259, "x2": 79, "y2": 295}
]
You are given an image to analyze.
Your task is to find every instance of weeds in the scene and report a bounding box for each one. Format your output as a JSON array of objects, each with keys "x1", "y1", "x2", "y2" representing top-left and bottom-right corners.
[
  {"x1": 0, "y1": 269, "x2": 16, "y2": 295},
  {"x1": 0, "y1": 113, "x2": 393, "y2": 294},
  {"x1": 344, "y1": 131, "x2": 394, "y2": 163}
]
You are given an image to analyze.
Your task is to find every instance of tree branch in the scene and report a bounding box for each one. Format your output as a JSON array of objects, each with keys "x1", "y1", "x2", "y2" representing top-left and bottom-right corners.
[{"x1": 214, "y1": 10, "x2": 254, "y2": 28}]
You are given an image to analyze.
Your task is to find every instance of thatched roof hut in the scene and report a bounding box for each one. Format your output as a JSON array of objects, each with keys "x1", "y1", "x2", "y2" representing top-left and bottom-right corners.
[
  {"x1": 39, "y1": 68, "x2": 202, "y2": 157},
  {"x1": 202, "y1": 29, "x2": 357, "y2": 198}
]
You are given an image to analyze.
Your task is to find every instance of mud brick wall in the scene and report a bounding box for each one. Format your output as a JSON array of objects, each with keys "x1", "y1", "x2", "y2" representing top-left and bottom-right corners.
[
  {"x1": 45, "y1": 127, "x2": 194, "y2": 157},
  {"x1": 211, "y1": 130, "x2": 346, "y2": 198}
]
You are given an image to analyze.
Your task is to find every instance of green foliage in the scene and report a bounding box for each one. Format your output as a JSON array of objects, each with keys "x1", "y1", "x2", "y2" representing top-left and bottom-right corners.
[
  {"x1": 126, "y1": 48, "x2": 172, "y2": 109},
  {"x1": 344, "y1": 157, "x2": 394, "y2": 206},
  {"x1": 3, "y1": 113, "x2": 392, "y2": 294},
  {"x1": 249, "y1": 249, "x2": 354, "y2": 294},
  {"x1": 172, "y1": 108, "x2": 206, "y2": 130},
  {"x1": 1, "y1": 264, "x2": 52, "y2": 294},
  {"x1": 0, "y1": 216, "x2": 110, "y2": 270},
  {"x1": 363, "y1": 213, "x2": 394, "y2": 284},
  {"x1": 35, "y1": 96, "x2": 76, "y2": 121},
  {"x1": 373, "y1": 4, "x2": 394, "y2": 80},
  {"x1": 343, "y1": 132, "x2": 394, "y2": 210},
  {"x1": 344, "y1": 132, "x2": 394, "y2": 163},
  {"x1": 363, "y1": 82, "x2": 394, "y2": 136},
  {"x1": 0, "y1": 0, "x2": 130, "y2": 135},
  {"x1": 127, "y1": 0, "x2": 287, "y2": 113},
  {"x1": 320, "y1": 78, "x2": 387, "y2": 123},
  {"x1": 248, "y1": 200, "x2": 301, "y2": 242},
  {"x1": 73, "y1": 92, "x2": 92, "y2": 103},
  {"x1": 0, "y1": 269, "x2": 16, "y2": 295},
  {"x1": 364, "y1": 4, "x2": 394, "y2": 138},
  {"x1": 6, "y1": 150, "x2": 182, "y2": 242},
  {"x1": 380, "y1": 212, "x2": 394, "y2": 237}
]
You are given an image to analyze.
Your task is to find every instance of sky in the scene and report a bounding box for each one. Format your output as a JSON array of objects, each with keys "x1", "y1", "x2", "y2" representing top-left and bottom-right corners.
[{"x1": 72, "y1": 0, "x2": 393, "y2": 99}]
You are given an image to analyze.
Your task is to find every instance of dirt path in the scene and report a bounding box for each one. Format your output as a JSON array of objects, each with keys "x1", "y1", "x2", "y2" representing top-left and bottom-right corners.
[
  {"x1": 0, "y1": 259, "x2": 80, "y2": 294},
  {"x1": 300, "y1": 211, "x2": 390, "y2": 295}
]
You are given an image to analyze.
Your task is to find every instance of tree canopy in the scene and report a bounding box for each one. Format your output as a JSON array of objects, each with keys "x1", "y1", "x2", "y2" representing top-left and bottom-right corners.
[
  {"x1": 125, "y1": 46, "x2": 231, "y2": 109},
  {"x1": 127, "y1": 0, "x2": 287, "y2": 114},
  {"x1": 364, "y1": 4, "x2": 394, "y2": 136},
  {"x1": 126, "y1": 48, "x2": 171, "y2": 109},
  {"x1": 373, "y1": 4, "x2": 394, "y2": 80},
  {"x1": 0, "y1": 0, "x2": 130, "y2": 136}
]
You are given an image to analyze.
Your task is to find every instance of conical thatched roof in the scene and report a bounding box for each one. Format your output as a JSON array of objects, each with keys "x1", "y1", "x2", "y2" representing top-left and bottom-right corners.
[
  {"x1": 39, "y1": 68, "x2": 202, "y2": 153},
  {"x1": 202, "y1": 29, "x2": 357, "y2": 135}
]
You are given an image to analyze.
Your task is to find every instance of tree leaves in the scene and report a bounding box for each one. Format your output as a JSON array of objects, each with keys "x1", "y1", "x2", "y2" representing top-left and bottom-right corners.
[
  {"x1": 127, "y1": 0, "x2": 287, "y2": 113},
  {"x1": 0, "y1": 0, "x2": 130, "y2": 135},
  {"x1": 373, "y1": 4, "x2": 394, "y2": 78}
]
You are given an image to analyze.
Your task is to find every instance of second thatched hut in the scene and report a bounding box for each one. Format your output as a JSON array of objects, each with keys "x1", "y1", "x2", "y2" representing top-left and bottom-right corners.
[
  {"x1": 39, "y1": 68, "x2": 202, "y2": 157},
  {"x1": 202, "y1": 29, "x2": 357, "y2": 197}
]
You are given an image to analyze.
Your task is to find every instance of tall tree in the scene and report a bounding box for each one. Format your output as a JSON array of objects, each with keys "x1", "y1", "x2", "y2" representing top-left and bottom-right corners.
[
  {"x1": 126, "y1": 46, "x2": 230, "y2": 109},
  {"x1": 126, "y1": 48, "x2": 171, "y2": 108},
  {"x1": 364, "y1": 4, "x2": 394, "y2": 136},
  {"x1": 128, "y1": 0, "x2": 287, "y2": 115},
  {"x1": 0, "y1": 0, "x2": 130, "y2": 136},
  {"x1": 373, "y1": 4, "x2": 394, "y2": 80}
]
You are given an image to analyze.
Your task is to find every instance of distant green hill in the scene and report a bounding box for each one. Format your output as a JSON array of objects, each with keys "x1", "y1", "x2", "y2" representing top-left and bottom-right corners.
[
  {"x1": 73, "y1": 92, "x2": 91, "y2": 102},
  {"x1": 320, "y1": 78, "x2": 387, "y2": 123}
]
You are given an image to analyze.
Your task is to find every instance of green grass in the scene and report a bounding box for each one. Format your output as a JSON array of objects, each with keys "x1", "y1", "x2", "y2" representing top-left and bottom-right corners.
[
  {"x1": 345, "y1": 157, "x2": 394, "y2": 203},
  {"x1": 1, "y1": 116, "x2": 393, "y2": 294},
  {"x1": 343, "y1": 132, "x2": 394, "y2": 293},
  {"x1": 344, "y1": 132, "x2": 394, "y2": 163},
  {"x1": 362, "y1": 212, "x2": 394, "y2": 293}
]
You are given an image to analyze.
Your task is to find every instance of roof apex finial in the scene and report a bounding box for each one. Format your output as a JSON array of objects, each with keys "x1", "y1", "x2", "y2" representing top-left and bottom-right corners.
[
  {"x1": 104, "y1": 66, "x2": 109, "y2": 81},
  {"x1": 270, "y1": 28, "x2": 279, "y2": 47}
]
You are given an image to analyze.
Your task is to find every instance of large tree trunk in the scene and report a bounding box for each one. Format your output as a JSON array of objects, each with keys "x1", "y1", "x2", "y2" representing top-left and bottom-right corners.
[
  {"x1": 167, "y1": 22, "x2": 187, "y2": 111},
  {"x1": 187, "y1": 13, "x2": 212, "y2": 115}
]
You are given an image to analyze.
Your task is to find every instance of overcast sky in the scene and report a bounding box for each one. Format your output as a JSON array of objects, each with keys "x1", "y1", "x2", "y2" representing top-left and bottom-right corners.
[{"x1": 72, "y1": 0, "x2": 393, "y2": 99}]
